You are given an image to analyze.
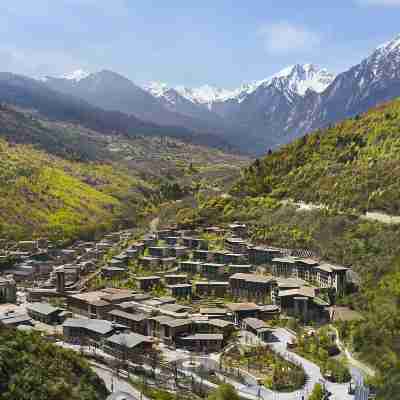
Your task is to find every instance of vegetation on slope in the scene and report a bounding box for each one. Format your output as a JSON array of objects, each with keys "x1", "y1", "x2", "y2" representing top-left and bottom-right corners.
[
  {"x1": 0, "y1": 104, "x2": 248, "y2": 243},
  {"x1": 233, "y1": 99, "x2": 400, "y2": 214},
  {"x1": 0, "y1": 137, "x2": 153, "y2": 242},
  {"x1": 0, "y1": 328, "x2": 108, "y2": 400},
  {"x1": 165, "y1": 191, "x2": 400, "y2": 397},
  {"x1": 156, "y1": 100, "x2": 400, "y2": 397}
]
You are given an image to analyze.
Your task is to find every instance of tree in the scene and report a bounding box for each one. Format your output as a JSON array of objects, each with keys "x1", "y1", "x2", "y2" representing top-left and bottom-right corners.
[
  {"x1": 309, "y1": 383, "x2": 324, "y2": 400},
  {"x1": 207, "y1": 383, "x2": 240, "y2": 400}
]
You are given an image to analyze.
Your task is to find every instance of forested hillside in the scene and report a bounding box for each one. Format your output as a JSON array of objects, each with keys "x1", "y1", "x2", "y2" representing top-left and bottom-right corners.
[
  {"x1": 0, "y1": 327, "x2": 108, "y2": 400},
  {"x1": 155, "y1": 100, "x2": 400, "y2": 397},
  {"x1": 233, "y1": 98, "x2": 400, "y2": 214}
]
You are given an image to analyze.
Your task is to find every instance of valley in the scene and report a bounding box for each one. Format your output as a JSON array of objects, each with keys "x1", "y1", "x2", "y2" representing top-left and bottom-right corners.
[{"x1": 0, "y1": 25, "x2": 400, "y2": 400}]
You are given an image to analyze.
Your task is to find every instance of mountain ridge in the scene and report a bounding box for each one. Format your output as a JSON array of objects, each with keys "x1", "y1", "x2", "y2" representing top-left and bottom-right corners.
[{"x1": 33, "y1": 33, "x2": 400, "y2": 154}]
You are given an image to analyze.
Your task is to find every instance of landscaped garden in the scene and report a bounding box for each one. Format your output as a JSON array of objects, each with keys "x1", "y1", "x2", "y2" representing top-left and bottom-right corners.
[
  {"x1": 293, "y1": 328, "x2": 351, "y2": 383},
  {"x1": 221, "y1": 345, "x2": 306, "y2": 392}
]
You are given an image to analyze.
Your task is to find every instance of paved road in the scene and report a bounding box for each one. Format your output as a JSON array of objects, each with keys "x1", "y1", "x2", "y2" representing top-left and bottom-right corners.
[
  {"x1": 209, "y1": 328, "x2": 355, "y2": 400},
  {"x1": 91, "y1": 362, "x2": 150, "y2": 400}
]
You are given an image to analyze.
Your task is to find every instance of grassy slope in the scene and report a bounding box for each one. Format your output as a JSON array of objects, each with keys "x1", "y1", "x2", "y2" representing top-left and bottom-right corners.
[
  {"x1": 0, "y1": 328, "x2": 108, "y2": 400},
  {"x1": 0, "y1": 106, "x2": 249, "y2": 242},
  {"x1": 0, "y1": 138, "x2": 152, "y2": 242},
  {"x1": 233, "y1": 98, "x2": 400, "y2": 214}
]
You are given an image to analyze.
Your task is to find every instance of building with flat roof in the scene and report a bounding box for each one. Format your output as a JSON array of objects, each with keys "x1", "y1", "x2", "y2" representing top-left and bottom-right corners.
[
  {"x1": 242, "y1": 317, "x2": 271, "y2": 341},
  {"x1": 108, "y1": 309, "x2": 148, "y2": 335},
  {"x1": 226, "y1": 303, "x2": 260, "y2": 325},
  {"x1": 105, "y1": 332, "x2": 153, "y2": 360},
  {"x1": 248, "y1": 246, "x2": 283, "y2": 265},
  {"x1": 26, "y1": 302, "x2": 66, "y2": 325},
  {"x1": 230, "y1": 273, "x2": 275, "y2": 303},
  {"x1": 200, "y1": 263, "x2": 226, "y2": 279},
  {"x1": 167, "y1": 284, "x2": 192, "y2": 299},
  {"x1": 225, "y1": 238, "x2": 248, "y2": 254},
  {"x1": 179, "y1": 260, "x2": 202, "y2": 274},
  {"x1": 66, "y1": 289, "x2": 136, "y2": 319},
  {"x1": 135, "y1": 276, "x2": 161, "y2": 291},
  {"x1": 0, "y1": 312, "x2": 32, "y2": 328},
  {"x1": 147, "y1": 316, "x2": 192, "y2": 344},
  {"x1": 0, "y1": 276, "x2": 16, "y2": 303},
  {"x1": 194, "y1": 281, "x2": 229, "y2": 298},
  {"x1": 272, "y1": 257, "x2": 349, "y2": 295},
  {"x1": 277, "y1": 286, "x2": 329, "y2": 322},
  {"x1": 179, "y1": 333, "x2": 223, "y2": 353},
  {"x1": 63, "y1": 318, "x2": 127, "y2": 343}
]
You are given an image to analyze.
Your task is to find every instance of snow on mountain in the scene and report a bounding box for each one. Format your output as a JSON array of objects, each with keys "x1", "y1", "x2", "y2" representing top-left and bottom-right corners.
[
  {"x1": 60, "y1": 69, "x2": 91, "y2": 82},
  {"x1": 375, "y1": 33, "x2": 400, "y2": 55},
  {"x1": 254, "y1": 64, "x2": 335, "y2": 97},
  {"x1": 143, "y1": 64, "x2": 335, "y2": 108},
  {"x1": 363, "y1": 34, "x2": 400, "y2": 78},
  {"x1": 174, "y1": 85, "x2": 237, "y2": 106},
  {"x1": 144, "y1": 81, "x2": 170, "y2": 98}
]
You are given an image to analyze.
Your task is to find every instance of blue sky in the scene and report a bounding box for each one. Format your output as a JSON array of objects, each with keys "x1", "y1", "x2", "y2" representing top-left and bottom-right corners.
[{"x1": 1, "y1": 0, "x2": 400, "y2": 88}]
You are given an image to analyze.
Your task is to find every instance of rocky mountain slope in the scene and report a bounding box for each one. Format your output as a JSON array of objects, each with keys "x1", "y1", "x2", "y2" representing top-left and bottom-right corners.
[
  {"x1": 0, "y1": 72, "x2": 232, "y2": 151},
  {"x1": 44, "y1": 69, "x2": 232, "y2": 139},
  {"x1": 24, "y1": 34, "x2": 400, "y2": 155},
  {"x1": 144, "y1": 34, "x2": 400, "y2": 154}
]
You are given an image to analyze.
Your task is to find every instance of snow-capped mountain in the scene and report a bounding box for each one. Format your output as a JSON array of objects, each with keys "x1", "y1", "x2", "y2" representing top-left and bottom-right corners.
[
  {"x1": 144, "y1": 64, "x2": 334, "y2": 107},
  {"x1": 40, "y1": 34, "x2": 400, "y2": 154},
  {"x1": 305, "y1": 34, "x2": 400, "y2": 137},
  {"x1": 44, "y1": 70, "x2": 231, "y2": 136},
  {"x1": 61, "y1": 69, "x2": 91, "y2": 82}
]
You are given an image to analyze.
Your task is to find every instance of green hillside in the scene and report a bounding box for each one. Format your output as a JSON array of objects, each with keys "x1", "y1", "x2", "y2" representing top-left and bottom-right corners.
[
  {"x1": 232, "y1": 99, "x2": 400, "y2": 214},
  {"x1": 0, "y1": 327, "x2": 108, "y2": 400},
  {"x1": 0, "y1": 105, "x2": 249, "y2": 243},
  {"x1": 156, "y1": 100, "x2": 400, "y2": 397},
  {"x1": 0, "y1": 137, "x2": 153, "y2": 242}
]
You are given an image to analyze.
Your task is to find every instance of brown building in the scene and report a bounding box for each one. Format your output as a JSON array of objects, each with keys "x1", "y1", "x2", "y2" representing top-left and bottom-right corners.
[
  {"x1": 179, "y1": 333, "x2": 224, "y2": 353},
  {"x1": 229, "y1": 273, "x2": 275, "y2": 303},
  {"x1": 105, "y1": 332, "x2": 153, "y2": 361},
  {"x1": 242, "y1": 317, "x2": 271, "y2": 341},
  {"x1": 108, "y1": 309, "x2": 148, "y2": 335},
  {"x1": 195, "y1": 281, "x2": 229, "y2": 298},
  {"x1": 147, "y1": 316, "x2": 192, "y2": 345},
  {"x1": 135, "y1": 276, "x2": 161, "y2": 291},
  {"x1": 226, "y1": 303, "x2": 260, "y2": 325},
  {"x1": 66, "y1": 289, "x2": 136, "y2": 319}
]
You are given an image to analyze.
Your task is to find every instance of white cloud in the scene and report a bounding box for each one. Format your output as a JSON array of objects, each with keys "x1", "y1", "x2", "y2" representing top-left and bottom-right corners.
[
  {"x1": 258, "y1": 21, "x2": 322, "y2": 54},
  {"x1": 356, "y1": 0, "x2": 400, "y2": 5}
]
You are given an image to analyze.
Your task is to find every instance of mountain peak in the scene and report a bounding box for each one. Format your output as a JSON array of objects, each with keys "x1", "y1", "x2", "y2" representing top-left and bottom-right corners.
[
  {"x1": 264, "y1": 63, "x2": 335, "y2": 96},
  {"x1": 143, "y1": 81, "x2": 170, "y2": 97},
  {"x1": 376, "y1": 34, "x2": 400, "y2": 53},
  {"x1": 141, "y1": 64, "x2": 335, "y2": 107},
  {"x1": 61, "y1": 69, "x2": 91, "y2": 82}
]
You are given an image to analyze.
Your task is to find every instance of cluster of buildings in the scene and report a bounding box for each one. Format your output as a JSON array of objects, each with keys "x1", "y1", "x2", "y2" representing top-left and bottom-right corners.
[
  {"x1": 0, "y1": 222, "x2": 353, "y2": 361},
  {"x1": 0, "y1": 230, "x2": 137, "y2": 302},
  {"x1": 112, "y1": 224, "x2": 351, "y2": 324},
  {"x1": 60, "y1": 287, "x2": 281, "y2": 355}
]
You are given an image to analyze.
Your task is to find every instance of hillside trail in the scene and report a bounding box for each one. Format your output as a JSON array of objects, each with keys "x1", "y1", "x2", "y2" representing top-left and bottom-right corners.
[
  {"x1": 283, "y1": 200, "x2": 400, "y2": 225},
  {"x1": 331, "y1": 326, "x2": 376, "y2": 378},
  {"x1": 149, "y1": 217, "x2": 160, "y2": 232}
]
